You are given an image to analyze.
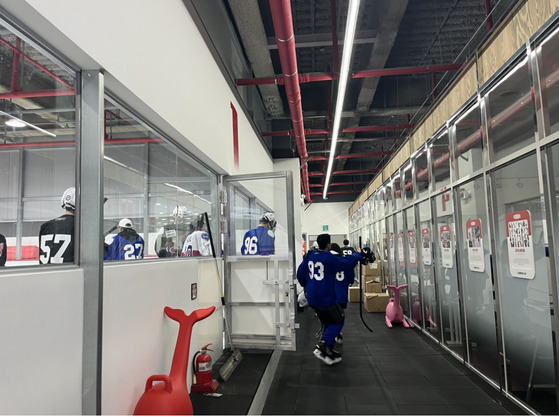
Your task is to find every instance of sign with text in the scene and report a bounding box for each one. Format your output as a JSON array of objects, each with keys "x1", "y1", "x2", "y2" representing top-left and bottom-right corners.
[
  {"x1": 466, "y1": 219, "x2": 484, "y2": 272},
  {"x1": 506, "y1": 210, "x2": 535, "y2": 279}
]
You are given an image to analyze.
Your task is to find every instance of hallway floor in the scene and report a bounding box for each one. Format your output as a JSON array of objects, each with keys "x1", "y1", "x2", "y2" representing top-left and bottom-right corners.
[{"x1": 262, "y1": 302, "x2": 525, "y2": 415}]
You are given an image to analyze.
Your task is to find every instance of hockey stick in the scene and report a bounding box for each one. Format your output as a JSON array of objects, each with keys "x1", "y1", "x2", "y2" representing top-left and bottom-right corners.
[
  {"x1": 103, "y1": 225, "x2": 118, "y2": 237},
  {"x1": 203, "y1": 212, "x2": 243, "y2": 381},
  {"x1": 359, "y1": 236, "x2": 373, "y2": 333}
]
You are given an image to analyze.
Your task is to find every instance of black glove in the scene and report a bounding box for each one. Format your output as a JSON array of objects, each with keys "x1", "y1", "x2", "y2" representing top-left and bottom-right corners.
[{"x1": 360, "y1": 247, "x2": 376, "y2": 265}]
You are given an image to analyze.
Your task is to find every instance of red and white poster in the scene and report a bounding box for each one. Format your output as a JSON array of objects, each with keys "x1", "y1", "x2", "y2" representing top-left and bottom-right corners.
[
  {"x1": 466, "y1": 219, "x2": 484, "y2": 272},
  {"x1": 408, "y1": 230, "x2": 417, "y2": 266},
  {"x1": 389, "y1": 233, "x2": 395, "y2": 262},
  {"x1": 506, "y1": 210, "x2": 535, "y2": 279},
  {"x1": 421, "y1": 228, "x2": 431, "y2": 265},
  {"x1": 440, "y1": 224, "x2": 453, "y2": 268},
  {"x1": 397, "y1": 232, "x2": 404, "y2": 265}
]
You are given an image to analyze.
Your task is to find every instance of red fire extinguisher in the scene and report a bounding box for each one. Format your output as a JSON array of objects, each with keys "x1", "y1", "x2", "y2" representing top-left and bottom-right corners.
[{"x1": 191, "y1": 343, "x2": 220, "y2": 393}]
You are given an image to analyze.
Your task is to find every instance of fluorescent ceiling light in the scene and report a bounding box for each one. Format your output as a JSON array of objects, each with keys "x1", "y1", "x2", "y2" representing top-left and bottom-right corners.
[
  {"x1": 323, "y1": 0, "x2": 361, "y2": 199},
  {"x1": 0, "y1": 109, "x2": 56, "y2": 137},
  {"x1": 5, "y1": 119, "x2": 26, "y2": 128}
]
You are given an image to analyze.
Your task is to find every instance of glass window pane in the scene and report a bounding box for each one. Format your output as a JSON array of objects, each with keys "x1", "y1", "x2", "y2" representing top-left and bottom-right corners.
[
  {"x1": 486, "y1": 58, "x2": 535, "y2": 161},
  {"x1": 415, "y1": 148, "x2": 430, "y2": 199},
  {"x1": 385, "y1": 182, "x2": 393, "y2": 214},
  {"x1": 418, "y1": 199, "x2": 440, "y2": 338},
  {"x1": 455, "y1": 104, "x2": 484, "y2": 179},
  {"x1": 104, "y1": 98, "x2": 216, "y2": 261},
  {"x1": 403, "y1": 164, "x2": 413, "y2": 204},
  {"x1": 405, "y1": 207, "x2": 419, "y2": 326},
  {"x1": 393, "y1": 174, "x2": 402, "y2": 211},
  {"x1": 492, "y1": 154, "x2": 555, "y2": 408},
  {"x1": 0, "y1": 22, "x2": 77, "y2": 266},
  {"x1": 430, "y1": 130, "x2": 450, "y2": 190},
  {"x1": 434, "y1": 191, "x2": 462, "y2": 357},
  {"x1": 540, "y1": 28, "x2": 559, "y2": 135},
  {"x1": 456, "y1": 177, "x2": 500, "y2": 384}
]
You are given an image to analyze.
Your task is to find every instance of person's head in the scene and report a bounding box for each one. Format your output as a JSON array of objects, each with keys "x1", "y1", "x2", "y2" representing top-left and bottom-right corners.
[
  {"x1": 316, "y1": 233, "x2": 331, "y2": 250},
  {"x1": 61, "y1": 187, "x2": 76, "y2": 214},
  {"x1": 193, "y1": 214, "x2": 205, "y2": 230},
  {"x1": 172, "y1": 206, "x2": 188, "y2": 224},
  {"x1": 119, "y1": 218, "x2": 133, "y2": 231},
  {"x1": 330, "y1": 242, "x2": 341, "y2": 254},
  {"x1": 259, "y1": 212, "x2": 277, "y2": 231},
  {"x1": 343, "y1": 239, "x2": 349, "y2": 246}
]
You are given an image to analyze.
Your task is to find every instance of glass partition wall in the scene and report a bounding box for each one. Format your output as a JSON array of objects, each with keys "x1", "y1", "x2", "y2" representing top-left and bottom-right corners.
[{"x1": 348, "y1": 23, "x2": 559, "y2": 414}]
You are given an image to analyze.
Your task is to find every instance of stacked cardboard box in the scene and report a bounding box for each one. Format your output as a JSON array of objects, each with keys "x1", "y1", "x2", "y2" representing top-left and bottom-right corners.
[
  {"x1": 363, "y1": 292, "x2": 390, "y2": 312},
  {"x1": 348, "y1": 286, "x2": 361, "y2": 302}
]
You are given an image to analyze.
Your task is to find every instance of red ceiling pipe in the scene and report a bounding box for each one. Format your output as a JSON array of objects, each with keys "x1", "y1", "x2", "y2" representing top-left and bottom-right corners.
[
  {"x1": 343, "y1": 124, "x2": 415, "y2": 133},
  {"x1": 0, "y1": 35, "x2": 75, "y2": 91},
  {"x1": 353, "y1": 64, "x2": 464, "y2": 79},
  {"x1": 269, "y1": 0, "x2": 311, "y2": 202},
  {"x1": 333, "y1": 168, "x2": 381, "y2": 175},
  {"x1": 485, "y1": 0, "x2": 494, "y2": 31},
  {"x1": 331, "y1": 181, "x2": 368, "y2": 187},
  {"x1": 0, "y1": 137, "x2": 163, "y2": 149},
  {"x1": 261, "y1": 128, "x2": 329, "y2": 137},
  {"x1": 310, "y1": 190, "x2": 361, "y2": 196},
  {"x1": 308, "y1": 151, "x2": 393, "y2": 161},
  {"x1": 11, "y1": 38, "x2": 22, "y2": 93},
  {"x1": 0, "y1": 89, "x2": 76, "y2": 100},
  {"x1": 237, "y1": 64, "x2": 464, "y2": 86}
]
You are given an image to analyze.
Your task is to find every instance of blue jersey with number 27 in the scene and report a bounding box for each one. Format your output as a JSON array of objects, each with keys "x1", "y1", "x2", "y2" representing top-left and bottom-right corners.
[
  {"x1": 241, "y1": 226, "x2": 275, "y2": 255},
  {"x1": 105, "y1": 233, "x2": 145, "y2": 261}
]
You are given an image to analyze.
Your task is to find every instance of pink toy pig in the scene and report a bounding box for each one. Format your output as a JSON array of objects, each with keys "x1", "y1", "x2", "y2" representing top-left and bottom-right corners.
[{"x1": 385, "y1": 284, "x2": 414, "y2": 328}]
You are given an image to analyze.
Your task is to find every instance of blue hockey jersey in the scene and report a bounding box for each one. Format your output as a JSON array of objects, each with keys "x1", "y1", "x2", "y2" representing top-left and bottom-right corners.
[
  {"x1": 331, "y1": 250, "x2": 355, "y2": 304},
  {"x1": 296, "y1": 249, "x2": 361, "y2": 307},
  {"x1": 105, "y1": 229, "x2": 145, "y2": 261},
  {"x1": 241, "y1": 226, "x2": 275, "y2": 255}
]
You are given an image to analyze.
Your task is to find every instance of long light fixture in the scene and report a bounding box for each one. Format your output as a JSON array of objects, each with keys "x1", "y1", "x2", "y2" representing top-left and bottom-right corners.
[
  {"x1": 0, "y1": 109, "x2": 56, "y2": 137},
  {"x1": 323, "y1": 0, "x2": 361, "y2": 199}
]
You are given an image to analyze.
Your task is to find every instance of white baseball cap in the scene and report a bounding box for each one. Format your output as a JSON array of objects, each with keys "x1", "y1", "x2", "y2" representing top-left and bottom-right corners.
[{"x1": 119, "y1": 218, "x2": 133, "y2": 228}]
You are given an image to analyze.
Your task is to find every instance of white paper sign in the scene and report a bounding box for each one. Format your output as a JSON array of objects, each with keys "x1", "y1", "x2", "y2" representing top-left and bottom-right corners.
[
  {"x1": 466, "y1": 219, "x2": 484, "y2": 272},
  {"x1": 408, "y1": 230, "x2": 417, "y2": 266},
  {"x1": 506, "y1": 210, "x2": 535, "y2": 279},
  {"x1": 422, "y1": 228, "x2": 431, "y2": 265},
  {"x1": 440, "y1": 224, "x2": 453, "y2": 268},
  {"x1": 398, "y1": 232, "x2": 404, "y2": 265},
  {"x1": 389, "y1": 233, "x2": 395, "y2": 262}
]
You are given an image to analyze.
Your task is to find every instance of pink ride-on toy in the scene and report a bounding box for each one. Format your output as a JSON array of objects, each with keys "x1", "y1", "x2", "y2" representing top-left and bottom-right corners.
[{"x1": 385, "y1": 284, "x2": 414, "y2": 328}]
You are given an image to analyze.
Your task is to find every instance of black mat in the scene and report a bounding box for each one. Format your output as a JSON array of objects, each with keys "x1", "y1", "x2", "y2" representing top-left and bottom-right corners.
[
  {"x1": 262, "y1": 302, "x2": 526, "y2": 415},
  {"x1": 191, "y1": 348, "x2": 273, "y2": 415}
]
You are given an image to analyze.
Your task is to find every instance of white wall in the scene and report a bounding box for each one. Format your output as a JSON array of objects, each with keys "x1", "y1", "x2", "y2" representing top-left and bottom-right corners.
[
  {"x1": 1, "y1": 0, "x2": 274, "y2": 177},
  {"x1": 0, "y1": 269, "x2": 84, "y2": 414},
  {"x1": 302, "y1": 202, "x2": 351, "y2": 240}
]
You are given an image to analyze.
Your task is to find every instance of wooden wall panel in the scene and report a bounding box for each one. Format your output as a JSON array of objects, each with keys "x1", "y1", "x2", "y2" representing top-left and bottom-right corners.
[{"x1": 479, "y1": 0, "x2": 559, "y2": 85}]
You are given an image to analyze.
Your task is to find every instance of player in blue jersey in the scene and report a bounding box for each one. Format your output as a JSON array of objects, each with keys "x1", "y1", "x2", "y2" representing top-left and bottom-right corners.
[
  {"x1": 241, "y1": 212, "x2": 276, "y2": 255},
  {"x1": 297, "y1": 233, "x2": 363, "y2": 365},
  {"x1": 330, "y1": 242, "x2": 355, "y2": 345},
  {"x1": 104, "y1": 218, "x2": 145, "y2": 261}
]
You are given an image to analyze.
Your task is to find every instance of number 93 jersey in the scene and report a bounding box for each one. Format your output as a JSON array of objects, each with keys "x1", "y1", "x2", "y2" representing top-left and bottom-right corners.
[
  {"x1": 296, "y1": 250, "x2": 361, "y2": 307},
  {"x1": 241, "y1": 226, "x2": 275, "y2": 255},
  {"x1": 39, "y1": 214, "x2": 75, "y2": 264}
]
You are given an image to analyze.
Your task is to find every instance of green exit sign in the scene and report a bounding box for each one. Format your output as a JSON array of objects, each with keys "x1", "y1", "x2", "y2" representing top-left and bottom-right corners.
[{"x1": 322, "y1": 225, "x2": 329, "y2": 231}]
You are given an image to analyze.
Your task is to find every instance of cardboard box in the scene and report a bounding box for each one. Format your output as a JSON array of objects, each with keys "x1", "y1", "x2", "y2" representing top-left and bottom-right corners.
[
  {"x1": 348, "y1": 286, "x2": 361, "y2": 302},
  {"x1": 363, "y1": 292, "x2": 390, "y2": 312},
  {"x1": 365, "y1": 281, "x2": 382, "y2": 293},
  {"x1": 362, "y1": 260, "x2": 382, "y2": 277}
]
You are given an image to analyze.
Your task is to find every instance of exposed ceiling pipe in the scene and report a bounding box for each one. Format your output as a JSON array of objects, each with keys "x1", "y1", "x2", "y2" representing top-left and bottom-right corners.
[
  {"x1": 237, "y1": 63, "x2": 464, "y2": 85},
  {"x1": 262, "y1": 124, "x2": 414, "y2": 136},
  {"x1": 0, "y1": 137, "x2": 162, "y2": 149},
  {"x1": 485, "y1": 0, "x2": 494, "y2": 31},
  {"x1": 268, "y1": 0, "x2": 311, "y2": 202}
]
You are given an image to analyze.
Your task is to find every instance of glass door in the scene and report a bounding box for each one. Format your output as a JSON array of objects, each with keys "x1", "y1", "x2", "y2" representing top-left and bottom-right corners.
[
  {"x1": 456, "y1": 177, "x2": 500, "y2": 384},
  {"x1": 418, "y1": 200, "x2": 440, "y2": 338},
  {"x1": 223, "y1": 171, "x2": 296, "y2": 350},
  {"x1": 433, "y1": 190, "x2": 464, "y2": 357}
]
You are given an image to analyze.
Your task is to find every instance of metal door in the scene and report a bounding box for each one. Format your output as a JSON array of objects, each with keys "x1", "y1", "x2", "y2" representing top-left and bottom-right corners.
[{"x1": 222, "y1": 171, "x2": 297, "y2": 350}]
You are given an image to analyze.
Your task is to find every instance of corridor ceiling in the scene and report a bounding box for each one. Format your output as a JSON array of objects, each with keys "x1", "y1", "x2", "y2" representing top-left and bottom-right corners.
[{"x1": 191, "y1": 0, "x2": 521, "y2": 203}]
